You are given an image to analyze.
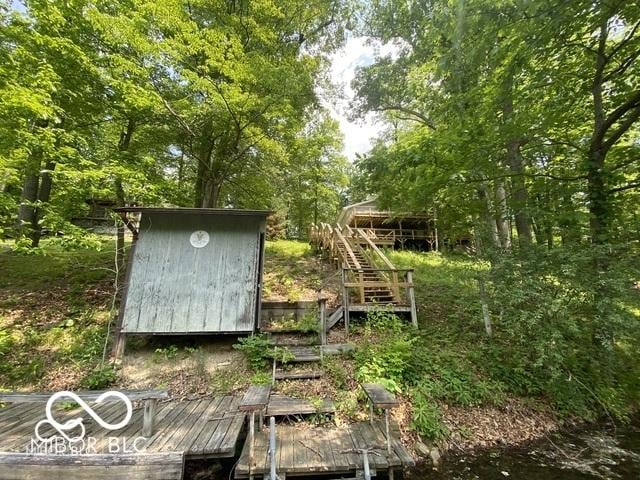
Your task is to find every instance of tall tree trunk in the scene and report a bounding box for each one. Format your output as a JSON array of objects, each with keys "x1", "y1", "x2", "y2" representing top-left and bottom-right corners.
[
  {"x1": 30, "y1": 161, "x2": 55, "y2": 248},
  {"x1": 16, "y1": 121, "x2": 49, "y2": 243},
  {"x1": 202, "y1": 179, "x2": 220, "y2": 208},
  {"x1": 502, "y1": 71, "x2": 532, "y2": 245},
  {"x1": 494, "y1": 181, "x2": 511, "y2": 249},
  {"x1": 476, "y1": 185, "x2": 499, "y2": 254},
  {"x1": 588, "y1": 18, "x2": 609, "y2": 245},
  {"x1": 194, "y1": 157, "x2": 206, "y2": 208},
  {"x1": 115, "y1": 119, "x2": 136, "y2": 271},
  {"x1": 17, "y1": 168, "x2": 39, "y2": 241}
]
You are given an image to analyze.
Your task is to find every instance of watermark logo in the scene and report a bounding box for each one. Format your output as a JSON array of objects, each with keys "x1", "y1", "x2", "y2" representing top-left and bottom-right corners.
[{"x1": 27, "y1": 390, "x2": 144, "y2": 454}]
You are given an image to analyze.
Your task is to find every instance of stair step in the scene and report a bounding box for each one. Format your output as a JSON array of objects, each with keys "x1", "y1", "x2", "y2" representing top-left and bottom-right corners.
[
  {"x1": 274, "y1": 370, "x2": 323, "y2": 380},
  {"x1": 266, "y1": 395, "x2": 335, "y2": 416},
  {"x1": 277, "y1": 344, "x2": 355, "y2": 363},
  {"x1": 269, "y1": 332, "x2": 318, "y2": 346},
  {"x1": 286, "y1": 346, "x2": 321, "y2": 362}
]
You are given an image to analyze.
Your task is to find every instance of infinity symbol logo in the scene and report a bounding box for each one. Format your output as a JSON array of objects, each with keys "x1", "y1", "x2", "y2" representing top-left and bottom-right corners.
[{"x1": 34, "y1": 391, "x2": 133, "y2": 443}]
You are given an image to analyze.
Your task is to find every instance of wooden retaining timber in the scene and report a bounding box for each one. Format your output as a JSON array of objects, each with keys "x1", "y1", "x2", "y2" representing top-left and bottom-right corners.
[{"x1": 0, "y1": 452, "x2": 184, "y2": 480}]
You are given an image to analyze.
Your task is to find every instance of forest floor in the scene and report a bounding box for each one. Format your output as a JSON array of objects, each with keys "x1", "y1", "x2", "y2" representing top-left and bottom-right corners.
[{"x1": 1, "y1": 238, "x2": 607, "y2": 464}]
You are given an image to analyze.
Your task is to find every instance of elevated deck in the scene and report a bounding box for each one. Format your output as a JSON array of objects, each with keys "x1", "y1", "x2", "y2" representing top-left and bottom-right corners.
[
  {"x1": 0, "y1": 395, "x2": 244, "y2": 459},
  {"x1": 235, "y1": 421, "x2": 414, "y2": 478}
]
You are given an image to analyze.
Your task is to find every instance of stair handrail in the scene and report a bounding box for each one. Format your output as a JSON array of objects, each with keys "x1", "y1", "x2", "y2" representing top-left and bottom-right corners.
[
  {"x1": 356, "y1": 228, "x2": 402, "y2": 301},
  {"x1": 334, "y1": 226, "x2": 366, "y2": 303}
]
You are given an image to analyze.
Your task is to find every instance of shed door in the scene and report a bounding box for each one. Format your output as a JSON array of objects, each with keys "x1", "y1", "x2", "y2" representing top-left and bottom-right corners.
[{"x1": 121, "y1": 213, "x2": 260, "y2": 333}]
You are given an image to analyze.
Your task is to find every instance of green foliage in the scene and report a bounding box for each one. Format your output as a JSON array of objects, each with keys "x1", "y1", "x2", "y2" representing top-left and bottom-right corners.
[
  {"x1": 0, "y1": 240, "x2": 114, "y2": 389},
  {"x1": 153, "y1": 345, "x2": 179, "y2": 362},
  {"x1": 233, "y1": 334, "x2": 276, "y2": 370},
  {"x1": 322, "y1": 356, "x2": 348, "y2": 390},
  {"x1": 477, "y1": 245, "x2": 640, "y2": 419},
  {"x1": 265, "y1": 240, "x2": 312, "y2": 258},
  {"x1": 410, "y1": 388, "x2": 449, "y2": 441},
  {"x1": 353, "y1": 310, "x2": 416, "y2": 393},
  {"x1": 1, "y1": 0, "x2": 348, "y2": 248},
  {"x1": 250, "y1": 372, "x2": 273, "y2": 386},
  {"x1": 81, "y1": 365, "x2": 118, "y2": 390}
]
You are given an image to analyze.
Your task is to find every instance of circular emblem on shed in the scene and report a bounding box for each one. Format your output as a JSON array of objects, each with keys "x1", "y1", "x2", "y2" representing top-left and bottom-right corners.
[{"x1": 189, "y1": 230, "x2": 210, "y2": 248}]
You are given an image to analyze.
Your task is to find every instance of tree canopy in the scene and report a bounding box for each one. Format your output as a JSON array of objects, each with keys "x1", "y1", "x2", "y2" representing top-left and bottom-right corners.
[{"x1": 0, "y1": 0, "x2": 349, "y2": 245}]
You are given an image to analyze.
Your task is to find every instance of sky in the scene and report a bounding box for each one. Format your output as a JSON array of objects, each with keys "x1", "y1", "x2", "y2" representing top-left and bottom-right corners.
[{"x1": 326, "y1": 36, "x2": 396, "y2": 161}]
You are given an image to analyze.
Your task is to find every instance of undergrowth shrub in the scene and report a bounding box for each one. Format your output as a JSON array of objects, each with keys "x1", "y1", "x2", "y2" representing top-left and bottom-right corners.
[
  {"x1": 233, "y1": 334, "x2": 294, "y2": 371},
  {"x1": 482, "y1": 244, "x2": 640, "y2": 420},
  {"x1": 233, "y1": 334, "x2": 274, "y2": 369},
  {"x1": 353, "y1": 310, "x2": 416, "y2": 393},
  {"x1": 81, "y1": 365, "x2": 119, "y2": 389}
]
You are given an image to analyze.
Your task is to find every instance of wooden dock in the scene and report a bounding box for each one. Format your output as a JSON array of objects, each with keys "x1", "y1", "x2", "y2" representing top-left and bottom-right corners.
[
  {"x1": 235, "y1": 421, "x2": 414, "y2": 478},
  {"x1": 0, "y1": 395, "x2": 244, "y2": 459}
]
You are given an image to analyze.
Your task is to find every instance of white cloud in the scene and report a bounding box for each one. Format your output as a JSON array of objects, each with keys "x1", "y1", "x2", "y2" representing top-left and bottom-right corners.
[{"x1": 324, "y1": 36, "x2": 398, "y2": 161}]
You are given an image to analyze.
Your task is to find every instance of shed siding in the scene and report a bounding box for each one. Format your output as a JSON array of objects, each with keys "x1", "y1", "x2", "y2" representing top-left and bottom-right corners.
[{"x1": 122, "y1": 212, "x2": 263, "y2": 333}]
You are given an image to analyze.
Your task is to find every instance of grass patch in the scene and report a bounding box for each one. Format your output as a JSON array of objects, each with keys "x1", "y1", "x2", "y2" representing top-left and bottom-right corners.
[
  {"x1": 263, "y1": 240, "x2": 326, "y2": 301},
  {"x1": 0, "y1": 238, "x2": 116, "y2": 389}
]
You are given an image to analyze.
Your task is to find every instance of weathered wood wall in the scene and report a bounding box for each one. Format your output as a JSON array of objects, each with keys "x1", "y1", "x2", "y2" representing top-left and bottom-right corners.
[{"x1": 121, "y1": 212, "x2": 265, "y2": 334}]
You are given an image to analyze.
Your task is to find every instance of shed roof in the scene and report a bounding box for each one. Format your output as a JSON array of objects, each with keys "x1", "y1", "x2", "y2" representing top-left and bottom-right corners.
[{"x1": 113, "y1": 207, "x2": 271, "y2": 216}]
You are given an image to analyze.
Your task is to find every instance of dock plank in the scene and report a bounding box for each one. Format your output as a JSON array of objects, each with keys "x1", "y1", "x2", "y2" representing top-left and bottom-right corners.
[
  {"x1": 239, "y1": 385, "x2": 271, "y2": 411},
  {"x1": 234, "y1": 423, "x2": 413, "y2": 479},
  {"x1": 361, "y1": 383, "x2": 398, "y2": 408}
]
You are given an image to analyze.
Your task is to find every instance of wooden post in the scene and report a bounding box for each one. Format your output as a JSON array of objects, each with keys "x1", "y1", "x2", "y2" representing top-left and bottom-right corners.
[
  {"x1": 362, "y1": 449, "x2": 371, "y2": 480},
  {"x1": 369, "y1": 402, "x2": 374, "y2": 426},
  {"x1": 249, "y1": 411, "x2": 255, "y2": 472},
  {"x1": 385, "y1": 409, "x2": 392, "y2": 456},
  {"x1": 142, "y1": 398, "x2": 157, "y2": 437},
  {"x1": 391, "y1": 270, "x2": 400, "y2": 303},
  {"x1": 342, "y1": 268, "x2": 350, "y2": 337},
  {"x1": 113, "y1": 333, "x2": 127, "y2": 363},
  {"x1": 272, "y1": 358, "x2": 277, "y2": 385},
  {"x1": 407, "y1": 271, "x2": 418, "y2": 328},
  {"x1": 318, "y1": 297, "x2": 327, "y2": 346},
  {"x1": 269, "y1": 416, "x2": 277, "y2": 480}
]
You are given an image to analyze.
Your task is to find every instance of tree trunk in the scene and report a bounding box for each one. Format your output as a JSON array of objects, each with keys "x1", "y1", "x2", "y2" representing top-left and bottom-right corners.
[
  {"x1": 476, "y1": 186, "x2": 499, "y2": 254},
  {"x1": 115, "y1": 119, "x2": 136, "y2": 271},
  {"x1": 202, "y1": 179, "x2": 220, "y2": 208},
  {"x1": 194, "y1": 157, "x2": 206, "y2": 208},
  {"x1": 502, "y1": 71, "x2": 532, "y2": 245},
  {"x1": 494, "y1": 182, "x2": 511, "y2": 249},
  {"x1": 17, "y1": 170, "x2": 39, "y2": 242},
  {"x1": 30, "y1": 161, "x2": 55, "y2": 248},
  {"x1": 506, "y1": 141, "x2": 532, "y2": 245}
]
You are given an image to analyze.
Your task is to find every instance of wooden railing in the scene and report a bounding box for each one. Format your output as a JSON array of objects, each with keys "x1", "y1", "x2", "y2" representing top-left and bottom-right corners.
[{"x1": 310, "y1": 223, "x2": 418, "y2": 328}]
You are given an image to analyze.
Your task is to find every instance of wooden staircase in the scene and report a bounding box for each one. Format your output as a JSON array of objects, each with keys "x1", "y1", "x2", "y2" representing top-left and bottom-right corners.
[{"x1": 311, "y1": 222, "x2": 418, "y2": 328}]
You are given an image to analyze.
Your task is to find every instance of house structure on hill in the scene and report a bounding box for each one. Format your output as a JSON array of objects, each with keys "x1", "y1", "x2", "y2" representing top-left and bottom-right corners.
[{"x1": 336, "y1": 198, "x2": 439, "y2": 251}]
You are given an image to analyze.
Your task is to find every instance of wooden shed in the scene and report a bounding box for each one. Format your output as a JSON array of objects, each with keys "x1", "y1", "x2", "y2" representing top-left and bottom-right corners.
[{"x1": 113, "y1": 208, "x2": 269, "y2": 349}]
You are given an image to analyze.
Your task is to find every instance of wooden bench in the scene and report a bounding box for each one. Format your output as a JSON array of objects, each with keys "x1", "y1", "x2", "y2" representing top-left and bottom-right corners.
[
  {"x1": 0, "y1": 389, "x2": 169, "y2": 437},
  {"x1": 239, "y1": 385, "x2": 271, "y2": 476},
  {"x1": 0, "y1": 452, "x2": 184, "y2": 480},
  {"x1": 361, "y1": 383, "x2": 399, "y2": 456}
]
